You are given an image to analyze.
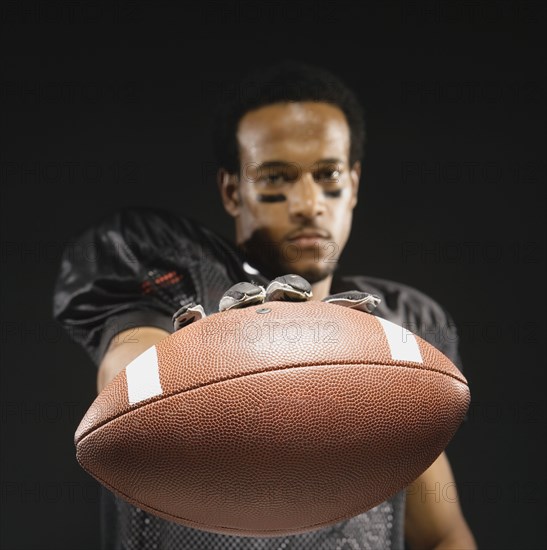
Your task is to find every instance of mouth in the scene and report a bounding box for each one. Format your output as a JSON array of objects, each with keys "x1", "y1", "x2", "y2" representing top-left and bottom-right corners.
[
  {"x1": 288, "y1": 229, "x2": 330, "y2": 240},
  {"x1": 287, "y1": 232, "x2": 330, "y2": 248}
]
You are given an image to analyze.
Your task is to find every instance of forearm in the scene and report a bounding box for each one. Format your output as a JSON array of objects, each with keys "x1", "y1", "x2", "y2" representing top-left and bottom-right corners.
[
  {"x1": 432, "y1": 521, "x2": 477, "y2": 550},
  {"x1": 97, "y1": 326, "x2": 170, "y2": 393},
  {"x1": 405, "y1": 453, "x2": 477, "y2": 550}
]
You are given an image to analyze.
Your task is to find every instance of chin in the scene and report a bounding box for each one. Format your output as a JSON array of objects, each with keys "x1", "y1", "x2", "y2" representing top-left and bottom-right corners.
[
  {"x1": 282, "y1": 260, "x2": 337, "y2": 285},
  {"x1": 243, "y1": 237, "x2": 339, "y2": 284}
]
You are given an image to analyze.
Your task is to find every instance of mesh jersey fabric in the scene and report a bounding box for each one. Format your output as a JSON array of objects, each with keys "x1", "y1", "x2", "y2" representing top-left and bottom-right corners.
[
  {"x1": 101, "y1": 486, "x2": 406, "y2": 550},
  {"x1": 52, "y1": 206, "x2": 464, "y2": 550}
]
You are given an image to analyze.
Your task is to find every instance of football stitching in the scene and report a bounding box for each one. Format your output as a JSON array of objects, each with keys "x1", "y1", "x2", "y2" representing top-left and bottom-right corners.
[{"x1": 76, "y1": 361, "x2": 468, "y2": 443}]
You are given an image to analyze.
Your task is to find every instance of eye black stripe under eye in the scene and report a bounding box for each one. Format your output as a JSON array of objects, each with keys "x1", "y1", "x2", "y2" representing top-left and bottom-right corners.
[
  {"x1": 258, "y1": 194, "x2": 286, "y2": 202},
  {"x1": 324, "y1": 189, "x2": 342, "y2": 198}
]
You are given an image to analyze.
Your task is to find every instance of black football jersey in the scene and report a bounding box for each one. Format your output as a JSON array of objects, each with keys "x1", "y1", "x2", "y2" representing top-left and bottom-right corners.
[{"x1": 53, "y1": 206, "x2": 463, "y2": 550}]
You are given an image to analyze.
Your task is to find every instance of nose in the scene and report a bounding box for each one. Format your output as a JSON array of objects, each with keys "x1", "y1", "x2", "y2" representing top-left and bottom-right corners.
[{"x1": 287, "y1": 171, "x2": 326, "y2": 221}]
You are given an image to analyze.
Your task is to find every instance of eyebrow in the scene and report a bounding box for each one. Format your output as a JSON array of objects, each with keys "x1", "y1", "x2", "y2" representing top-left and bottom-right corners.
[{"x1": 257, "y1": 158, "x2": 345, "y2": 170}]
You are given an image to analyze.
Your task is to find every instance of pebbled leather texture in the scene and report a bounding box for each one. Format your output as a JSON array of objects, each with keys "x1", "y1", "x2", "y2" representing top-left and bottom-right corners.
[{"x1": 75, "y1": 301, "x2": 470, "y2": 537}]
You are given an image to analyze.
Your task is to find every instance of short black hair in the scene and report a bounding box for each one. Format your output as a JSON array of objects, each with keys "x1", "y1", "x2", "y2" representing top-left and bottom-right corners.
[{"x1": 212, "y1": 60, "x2": 365, "y2": 175}]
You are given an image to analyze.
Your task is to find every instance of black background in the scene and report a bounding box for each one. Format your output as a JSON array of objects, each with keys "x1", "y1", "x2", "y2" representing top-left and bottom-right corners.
[{"x1": 1, "y1": 1, "x2": 545, "y2": 549}]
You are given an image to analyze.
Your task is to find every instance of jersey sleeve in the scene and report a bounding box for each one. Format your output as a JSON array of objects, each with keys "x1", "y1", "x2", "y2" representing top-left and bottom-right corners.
[
  {"x1": 51, "y1": 208, "x2": 199, "y2": 367},
  {"x1": 403, "y1": 285, "x2": 464, "y2": 373},
  {"x1": 340, "y1": 275, "x2": 464, "y2": 373},
  {"x1": 396, "y1": 282, "x2": 464, "y2": 373},
  {"x1": 430, "y1": 306, "x2": 463, "y2": 373}
]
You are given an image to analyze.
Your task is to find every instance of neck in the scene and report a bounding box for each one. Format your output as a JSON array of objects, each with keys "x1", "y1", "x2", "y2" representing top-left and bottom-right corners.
[{"x1": 310, "y1": 275, "x2": 333, "y2": 301}]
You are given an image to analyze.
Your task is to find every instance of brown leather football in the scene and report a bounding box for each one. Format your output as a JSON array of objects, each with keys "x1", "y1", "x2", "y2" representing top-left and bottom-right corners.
[{"x1": 75, "y1": 301, "x2": 470, "y2": 537}]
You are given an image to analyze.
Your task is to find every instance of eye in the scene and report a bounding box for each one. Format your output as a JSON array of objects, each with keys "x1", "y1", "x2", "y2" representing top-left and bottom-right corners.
[
  {"x1": 312, "y1": 160, "x2": 343, "y2": 184},
  {"x1": 261, "y1": 173, "x2": 287, "y2": 187},
  {"x1": 258, "y1": 165, "x2": 300, "y2": 187},
  {"x1": 314, "y1": 168, "x2": 341, "y2": 183}
]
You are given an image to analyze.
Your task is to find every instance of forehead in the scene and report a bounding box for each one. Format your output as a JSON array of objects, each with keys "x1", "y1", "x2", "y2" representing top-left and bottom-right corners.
[{"x1": 237, "y1": 102, "x2": 350, "y2": 163}]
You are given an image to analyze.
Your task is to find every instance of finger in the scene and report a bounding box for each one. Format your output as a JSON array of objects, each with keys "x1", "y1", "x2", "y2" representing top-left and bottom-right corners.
[
  {"x1": 322, "y1": 291, "x2": 381, "y2": 313},
  {"x1": 265, "y1": 274, "x2": 313, "y2": 302},
  {"x1": 219, "y1": 282, "x2": 266, "y2": 312},
  {"x1": 172, "y1": 302, "x2": 206, "y2": 331}
]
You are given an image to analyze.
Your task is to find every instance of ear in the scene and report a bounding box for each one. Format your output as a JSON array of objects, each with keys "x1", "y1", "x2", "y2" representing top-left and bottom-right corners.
[
  {"x1": 349, "y1": 161, "x2": 361, "y2": 209},
  {"x1": 217, "y1": 168, "x2": 241, "y2": 217}
]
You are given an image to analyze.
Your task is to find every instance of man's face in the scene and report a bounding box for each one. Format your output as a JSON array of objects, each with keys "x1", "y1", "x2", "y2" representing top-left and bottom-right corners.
[{"x1": 219, "y1": 101, "x2": 360, "y2": 284}]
